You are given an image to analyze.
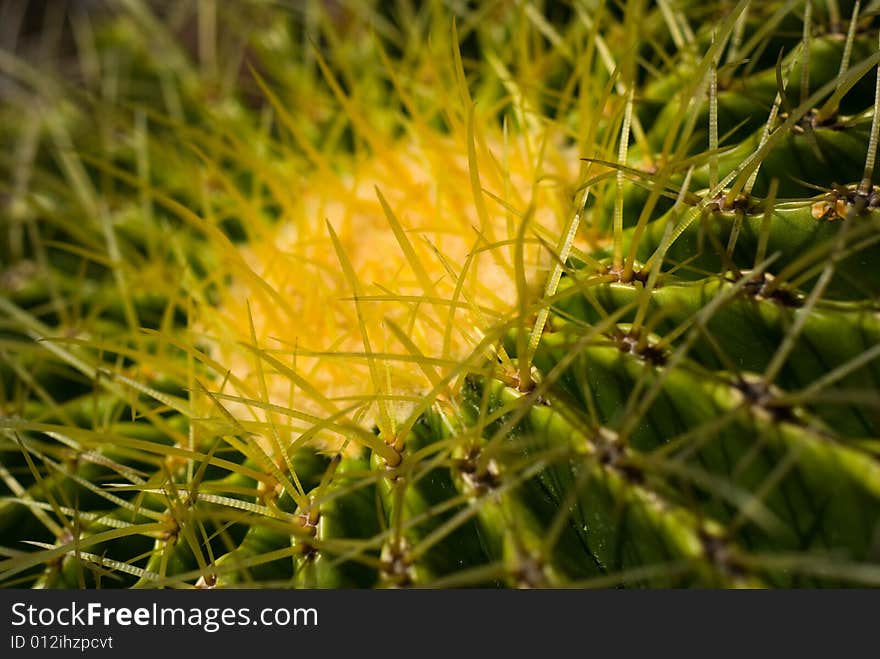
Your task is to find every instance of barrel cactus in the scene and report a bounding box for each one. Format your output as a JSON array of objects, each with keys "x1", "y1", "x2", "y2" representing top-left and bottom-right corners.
[{"x1": 1, "y1": 0, "x2": 879, "y2": 588}]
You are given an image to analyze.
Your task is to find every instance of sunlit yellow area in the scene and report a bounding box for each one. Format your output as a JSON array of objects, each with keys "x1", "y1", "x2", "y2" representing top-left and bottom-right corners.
[{"x1": 200, "y1": 124, "x2": 581, "y2": 451}]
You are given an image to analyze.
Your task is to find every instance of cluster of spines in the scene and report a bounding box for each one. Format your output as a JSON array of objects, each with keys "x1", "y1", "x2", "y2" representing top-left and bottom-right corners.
[
  {"x1": 2, "y1": 0, "x2": 880, "y2": 588},
  {"x1": 280, "y1": 0, "x2": 880, "y2": 588}
]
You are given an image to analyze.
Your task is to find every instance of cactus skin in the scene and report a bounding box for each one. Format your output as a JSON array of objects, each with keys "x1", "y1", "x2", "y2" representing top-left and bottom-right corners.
[{"x1": 2, "y1": 1, "x2": 880, "y2": 589}]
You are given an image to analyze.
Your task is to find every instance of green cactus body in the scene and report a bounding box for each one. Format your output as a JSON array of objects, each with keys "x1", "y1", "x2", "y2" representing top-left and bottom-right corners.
[{"x1": 2, "y1": 0, "x2": 880, "y2": 589}]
